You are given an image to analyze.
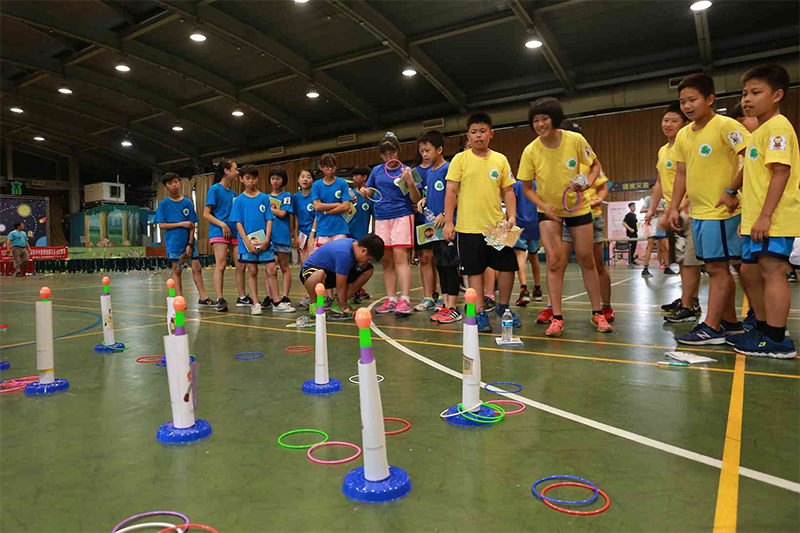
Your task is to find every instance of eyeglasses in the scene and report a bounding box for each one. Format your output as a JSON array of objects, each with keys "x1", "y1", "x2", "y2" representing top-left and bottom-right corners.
[{"x1": 321, "y1": 165, "x2": 336, "y2": 170}]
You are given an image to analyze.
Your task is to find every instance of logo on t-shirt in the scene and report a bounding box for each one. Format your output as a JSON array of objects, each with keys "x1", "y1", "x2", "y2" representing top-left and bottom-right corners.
[
  {"x1": 583, "y1": 146, "x2": 592, "y2": 160},
  {"x1": 727, "y1": 131, "x2": 744, "y2": 147},
  {"x1": 259, "y1": 204, "x2": 266, "y2": 213},
  {"x1": 489, "y1": 169, "x2": 500, "y2": 180},
  {"x1": 306, "y1": 204, "x2": 314, "y2": 212},
  {"x1": 434, "y1": 180, "x2": 445, "y2": 191},
  {"x1": 361, "y1": 203, "x2": 369, "y2": 211},
  {"x1": 334, "y1": 190, "x2": 342, "y2": 199},
  {"x1": 283, "y1": 197, "x2": 291, "y2": 205},
  {"x1": 182, "y1": 208, "x2": 190, "y2": 216},
  {"x1": 566, "y1": 158, "x2": 577, "y2": 169},
  {"x1": 769, "y1": 135, "x2": 787, "y2": 151},
  {"x1": 699, "y1": 144, "x2": 712, "y2": 157},
  {"x1": 748, "y1": 146, "x2": 759, "y2": 160},
  {"x1": 666, "y1": 160, "x2": 674, "y2": 169}
]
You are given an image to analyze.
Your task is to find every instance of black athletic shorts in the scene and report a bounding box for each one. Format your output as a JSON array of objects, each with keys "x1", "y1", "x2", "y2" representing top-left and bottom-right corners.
[
  {"x1": 299, "y1": 263, "x2": 373, "y2": 289},
  {"x1": 433, "y1": 239, "x2": 459, "y2": 268},
  {"x1": 456, "y1": 232, "x2": 518, "y2": 276},
  {"x1": 538, "y1": 211, "x2": 593, "y2": 228}
]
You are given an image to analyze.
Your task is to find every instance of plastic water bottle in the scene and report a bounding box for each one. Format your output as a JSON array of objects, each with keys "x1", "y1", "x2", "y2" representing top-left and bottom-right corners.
[{"x1": 501, "y1": 308, "x2": 514, "y2": 342}]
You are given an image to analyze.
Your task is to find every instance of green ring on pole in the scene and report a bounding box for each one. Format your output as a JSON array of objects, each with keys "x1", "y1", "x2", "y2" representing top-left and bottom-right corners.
[
  {"x1": 466, "y1": 303, "x2": 475, "y2": 318},
  {"x1": 316, "y1": 295, "x2": 324, "y2": 307},
  {"x1": 169, "y1": 289, "x2": 176, "y2": 298},
  {"x1": 359, "y1": 328, "x2": 372, "y2": 347},
  {"x1": 457, "y1": 402, "x2": 505, "y2": 424},
  {"x1": 175, "y1": 313, "x2": 185, "y2": 327},
  {"x1": 277, "y1": 429, "x2": 329, "y2": 449}
]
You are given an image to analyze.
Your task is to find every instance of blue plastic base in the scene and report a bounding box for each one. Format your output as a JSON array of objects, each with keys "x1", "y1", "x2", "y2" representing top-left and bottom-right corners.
[
  {"x1": 443, "y1": 404, "x2": 501, "y2": 427},
  {"x1": 94, "y1": 342, "x2": 127, "y2": 353},
  {"x1": 0, "y1": 361, "x2": 9, "y2": 371},
  {"x1": 302, "y1": 378, "x2": 342, "y2": 395},
  {"x1": 156, "y1": 355, "x2": 195, "y2": 367},
  {"x1": 342, "y1": 466, "x2": 412, "y2": 503},
  {"x1": 24, "y1": 378, "x2": 70, "y2": 395},
  {"x1": 156, "y1": 418, "x2": 212, "y2": 444}
]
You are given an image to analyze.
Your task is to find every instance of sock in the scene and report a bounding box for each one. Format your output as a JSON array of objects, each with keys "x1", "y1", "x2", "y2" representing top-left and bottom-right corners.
[
  {"x1": 601, "y1": 302, "x2": 610, "y2": 308},
  {"x1": 400, "y1": 296, "x2": 410, "y2": 303},
  {"x1": 389, "y1": 296, "x2": 398, "y2": 303},
  {"x1": 423, "y1": 296, "x2": 434, "y2": 302},
  {"x1": 764, "y1": 323, "x2": 786, "y2": 343},
  {"x1": 756, "y1": 320, "x2": 767, "y2": 332},
  {"x1": 553, "y1": 314, "x2": 563, "y2": 321},
  {"x1": 520, "y1": 284, "x2": 528, "y2": 290},
  {"x1": 281, "y1": 296, "x2": 290, "y2": 303},
  {"x1": 547, "y1": 303, "x2": 553, "y2": 309},
  {"x1": 692, "y1": 297, "x2": 700, "y2": 306}
]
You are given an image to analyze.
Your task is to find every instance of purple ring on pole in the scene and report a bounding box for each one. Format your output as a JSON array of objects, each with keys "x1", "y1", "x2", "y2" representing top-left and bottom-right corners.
[
  {"x1": 360, "y1": 347, "x2": 374, "y2": 365},
  {"x1": 175, "y1": 326, "x2": 186, "y2": 336},
  {"x1": 466, "y1": 316, "x2": 477, "y2": 326}
]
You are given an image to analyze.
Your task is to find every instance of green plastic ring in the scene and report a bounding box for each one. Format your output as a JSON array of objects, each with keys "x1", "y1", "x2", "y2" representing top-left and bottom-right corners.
[
  {"x1": 277, "y1": 429, "x2": 329, "y2": 449},
  {"x1": 458, "y1": 402, "x2": 505, "y2": 424}
]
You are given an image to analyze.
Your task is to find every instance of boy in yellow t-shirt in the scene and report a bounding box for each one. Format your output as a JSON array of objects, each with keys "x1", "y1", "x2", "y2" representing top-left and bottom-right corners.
[
  {"x1": 669, "y1": 74, "x2": 750, "y2": 345},
  {"x1": 729, "y1": 65, "x2": 798, "y2": 358},
  {"x1": 444, "y1": 112, "x2": 519, "y2": 333},
  {"x1": 517, "y1": 97, "x2": 611, "y2": 337}
]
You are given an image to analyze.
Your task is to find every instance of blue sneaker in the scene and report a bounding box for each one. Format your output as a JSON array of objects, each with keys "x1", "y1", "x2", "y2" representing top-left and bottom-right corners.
[
  {"x1": 734, "y1": 335, "x2": 797, "y2": 359},
  {"x1": 742, "y1": 312, "x2": 757, "y2": 331},
  {"x1": 494, "y1": 305, "x2": 522, "y2": 327},
  {"x1": 677, "y1": 322, "x2": 726, "y2": 345},
  {"x1": 726, "y1": 328, "x2": 760, "y2": 347},
  {"x1": 476, "y1": 311, "x2": 492, "y2": 333},
  {"x1": 721, "y1": 319, "x2": 745, "y2": 335}
]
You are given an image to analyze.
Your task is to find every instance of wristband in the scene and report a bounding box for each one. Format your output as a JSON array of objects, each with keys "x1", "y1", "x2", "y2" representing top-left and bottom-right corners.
[{"x1": 725, "y1": 188, "x2": 738, "y2": 195}]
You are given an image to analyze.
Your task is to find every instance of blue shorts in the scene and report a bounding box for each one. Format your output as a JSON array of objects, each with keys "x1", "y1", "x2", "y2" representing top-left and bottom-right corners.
[
  {"x1": 742, "y1": 235, "x2": 795, "y2": 264},
  {"x1": 168, "y1": 242, "x2": 199, "y2": 261},
  {"x1": 239, "y1": 249, "x2": 275, "y2": 264},
  {"x1": 514, "y1": 237, "x2": 540, "y2": 254},
  {"x1": 273, "y1": 243, "x2": 292, "y2": 254},
  {"x1": 691, "y1": 215, "x2": 742, "y2": 262}
]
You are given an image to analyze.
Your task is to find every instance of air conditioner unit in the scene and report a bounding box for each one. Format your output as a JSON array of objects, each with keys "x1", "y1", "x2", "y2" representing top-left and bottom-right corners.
[
  {"x1": 422, "y1": 118, "x2": 445, "y2": 130},
  {"x1": 84, "y1": 182, "x2": 125, "y2": 204},
  {"x1": 337, "y1": 133, "x2": 356, "y2": 145},
  {"x1": 668, "y1": 76, "x2": 684, "y2": 89},
  {"x1": 268, "y1": 146, "x2": 285, "y2": 156}
]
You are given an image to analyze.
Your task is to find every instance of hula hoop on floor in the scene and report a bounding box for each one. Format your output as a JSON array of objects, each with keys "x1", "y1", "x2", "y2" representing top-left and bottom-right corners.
[
  {"x1": 384, "y1": 417, "x2": 411, "y2": 435},
  {"x1": 1, "y1": 376, "x2": 37, "y2": 394},
  {"x1": 158, "y1": 525, "x2": 218, "y2": 533},
  {"x1": 532, "y1": 475, "x2": 599, "y2": 505},
  {"x1": 111, "y1": 511, "x2": 190, "y2": 533},
  {"x1": 285, "y1": 345, "x2": 313, "y2": 354},
  {"x1": 349, "y1": 374, "x2": 384, "y2": 384},
  {"x1": 459, "y1": 402, "x2": 505, "y2": 424},
  {"x1": 278, "y1": 428, "x2": 329, "y2": 450},
  {"x1": 540, "y1": 482, "x2": 611, "y2": 516},
  {"x1": 136, "y1": 355, "x2": 164, "y2": 364},
  {"x1": 484, "y1": 381, "x2": 523, "y2": 394},
  {"x1": 117, "y1": 523, "x2": 184, "y2": 533},
  {"x1": 485, "y1": 399, "x2": 526, "y2": 415},
  {"x1": 439, "y1": 401, "x2": 483, "y2": 418},
  {"x1": 235, "y1": 352, "x2": 264, "y2": 360},
  {"x1": 307, "y1": 441, "x2": 362, "y2": 465}
]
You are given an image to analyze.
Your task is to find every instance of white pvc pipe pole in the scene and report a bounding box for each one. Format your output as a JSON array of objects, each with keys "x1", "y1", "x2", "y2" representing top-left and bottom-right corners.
[
  {"x1": 163, "y1": 334, "x2": 195, "y2": 429},
  {"x1": 100, "y1": 294, "x2": 115, "y2": 345},
  {"x1": 35, "y1": 300, "x2": 55, "y2": 385}
]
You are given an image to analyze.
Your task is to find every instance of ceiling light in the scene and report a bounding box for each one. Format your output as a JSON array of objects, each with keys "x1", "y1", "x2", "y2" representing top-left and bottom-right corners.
[
  {"x1": 33, "y1": 136, "x2": 45, "y2": 142},
  {"x1": 306, "y1": 85, "x2": 320, "y2": 99},
  {"x1": 172, "y1": 122, "x2": 184, "y2": 132},
  {"x1": 189, "y1": 27, "x2": 207, "y2": 42},
  {"x1": 294, "y1": 0, "x2": 310, "y2": 3},
  {"x1": 115, "y1": 59, "x2": 131, "y2": 72},
  {"x1": 690, "y1": 1, "x2": 712, "y2": 11},
  {"x1": 402, "y1": 67, "x2": 417, "y2": 77},
  {"x1": 58, "y1": 85, "x2": 73, "y2": 95},
  {"x1": 121, "y1": 139, "x2": 132, "y2": 147},
  {"x1": 525, "y1": 39, "x2": 543, "y2": 49},
  {"x1": 231, "y1": 107, "x2": 244, "y2": 117},
  {"x1": 9, "y1": 106, "x2": 24, "y2": 114}
]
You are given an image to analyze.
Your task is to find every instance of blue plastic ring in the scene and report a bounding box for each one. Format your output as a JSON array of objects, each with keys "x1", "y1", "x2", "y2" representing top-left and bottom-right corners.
[
  {"x1": 532, "y1": 475, "x2": 599, "y2": 505},
  {"x1": 235, "y1": 352, "x2": 264, "y2": 360},
  {"x1": 485, "y1": 381, "x2": 523, "y2": 394}
]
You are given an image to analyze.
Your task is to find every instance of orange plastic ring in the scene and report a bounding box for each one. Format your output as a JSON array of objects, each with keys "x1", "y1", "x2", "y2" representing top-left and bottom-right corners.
[
  {"x1": 158, "y1": 525, "x2": 218, "y2": 533},
  {"x1": 1, "y1": 376, "x2": 38, "y2": 393},
  {"x1": 384, "y1": 417, "x2": 411, "y2": 435},
  {"x1": 286, "y1": 345, "x2": 313, "y2": 353},
  {"x1": 540, "y1": 482, "x2": 611, "y2": 515},
  {"x1": 136, "y1": 355, "x2": 164, "y2": 364}
]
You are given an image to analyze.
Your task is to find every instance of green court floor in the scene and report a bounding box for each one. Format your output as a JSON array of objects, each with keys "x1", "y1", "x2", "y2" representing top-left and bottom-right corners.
[{"x1": 1, "y1": 265, "x2": 798, "y2": 532}]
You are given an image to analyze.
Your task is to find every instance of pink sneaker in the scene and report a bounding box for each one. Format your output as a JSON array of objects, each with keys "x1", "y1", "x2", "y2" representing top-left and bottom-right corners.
[
  {"x1": 375, "y1": 299, "x2": 397, "y2": 314},
  {"x1": 545, "y1": 318, "x2": 564, "y2": 337},
  {"x1": 394, "y1": 299, "x2": 413, "y2": 316}
]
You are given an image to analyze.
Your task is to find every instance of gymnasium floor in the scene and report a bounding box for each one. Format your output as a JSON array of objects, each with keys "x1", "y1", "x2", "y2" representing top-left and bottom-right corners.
[{"x1": 1, "y1": 264, "x2": 798, "y2": 532}]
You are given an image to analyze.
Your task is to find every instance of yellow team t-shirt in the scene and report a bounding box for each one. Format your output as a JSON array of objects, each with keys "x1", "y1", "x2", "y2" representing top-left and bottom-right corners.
[
  {"x1": 656, "y1": 143, "x2": 678, "y2": 209},
  {"x1": 516, "y1": 130, "x2": 596, "y2": 218},
  {"x1": 446, "y1": 149, "x2": 515, "y2": 234},
  {"x1": 741, "y1": 114, "x2": 800, "y2": 237},
  {"x1": 582, "y1": 164, "x2": 608, "y2": 219},
  {"x1": 673, "y1": 114, "x2": 749, "y2": 220}
]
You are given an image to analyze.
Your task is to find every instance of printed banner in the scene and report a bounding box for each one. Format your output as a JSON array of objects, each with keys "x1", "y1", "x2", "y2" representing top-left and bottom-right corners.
[
  {"x1": 0, "y1": 246, "x2": 67, "y2": 262},
  {"x1": 609, "y1": 179, "x2": 657, "y2": 193}
]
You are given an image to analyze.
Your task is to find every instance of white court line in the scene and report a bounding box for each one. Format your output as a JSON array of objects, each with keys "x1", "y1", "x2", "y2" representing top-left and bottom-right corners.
[
  {"x1": 562, "y1": 276, "x2": 637, "y2": 301},
  {"x1": 366, "y1": 297, "x2": 800, "y2": 495}
]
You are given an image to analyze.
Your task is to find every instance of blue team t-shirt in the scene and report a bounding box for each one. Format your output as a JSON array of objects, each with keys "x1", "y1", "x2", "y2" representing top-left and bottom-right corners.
[
  {"x1": 513, "y1": 181, "x2": 540, "y2": 241},
  {"x1": 205, "y1": 182, "x2": 237, "y2": 240},
  {"x1": 366, "y1": 163, "x2": 415, "y2": 221},
  {"x1": 270, "y1": 191, "x2": 294, "y2": 246},
  {"x1": 303, "y1": 237, "x2": 357, "y2": 275},
  {"x1": 155, "y1": 196, "x2": 198, "y2": 255},
  {"x1": 7, "y1": 230, "x2": 27, "y2": 247},
  {"x1": 348, "y1": 190, "x2": 373, "y2": 240},
  {"x1": 229, "y1": 192, "x2": 275, "y2": 256},
  {"x1": 311, "y1": 178, "x2": 350, "y2": 237},
  {"x1": 425, "y1": 162, "x2": 450, "y2": 217},
  {"x1": 292, "y1": 190, "x2": 316, "y2": 234}
]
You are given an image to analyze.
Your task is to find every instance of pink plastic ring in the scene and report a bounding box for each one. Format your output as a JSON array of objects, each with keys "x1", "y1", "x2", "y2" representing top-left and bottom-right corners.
[
  {"x1": 486, "y1": 399, "x2": 526, "y2": 415},
  {"x1": 306, "y1": 441, "x2": 362, "y2": 465}
]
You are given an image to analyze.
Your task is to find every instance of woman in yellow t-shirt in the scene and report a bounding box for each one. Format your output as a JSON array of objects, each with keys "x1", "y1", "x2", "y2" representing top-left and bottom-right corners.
[{"x1": 517, "y1": 97, "x2": 612, "y2": 336}]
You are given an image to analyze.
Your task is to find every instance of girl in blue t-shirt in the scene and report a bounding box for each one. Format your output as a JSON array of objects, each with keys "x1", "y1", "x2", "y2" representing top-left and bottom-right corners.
[
  {"x1": 203, "y1": 160, "x2": 247, "y2": 312},
  {"x1": 268, "y1": 167, "x2": 296, "y2": 313},
  {"x1": 359, "y1": 133, "x2": 422, "y2": 317},
  {"x1": 292, "y1": 169, "x2": 317, "y2": 266}
]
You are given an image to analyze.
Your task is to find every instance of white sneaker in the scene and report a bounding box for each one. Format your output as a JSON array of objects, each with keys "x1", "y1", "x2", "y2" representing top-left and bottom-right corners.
[
  {"x1": 274, "y1": 301, "x2": 296, "y2": 313},
  {"x1": 251, "y1": 303, "x2": 263, "y2": 315}
]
